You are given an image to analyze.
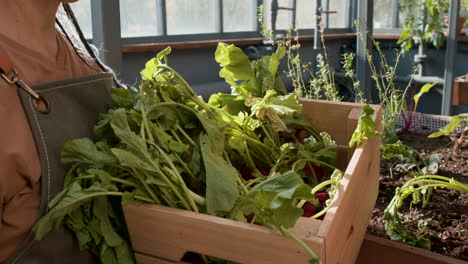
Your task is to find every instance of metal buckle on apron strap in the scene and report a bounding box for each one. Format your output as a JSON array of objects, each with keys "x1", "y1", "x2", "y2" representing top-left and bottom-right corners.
[{"x1": 0, "y1": 56, "x2": 50, "y2": 114}]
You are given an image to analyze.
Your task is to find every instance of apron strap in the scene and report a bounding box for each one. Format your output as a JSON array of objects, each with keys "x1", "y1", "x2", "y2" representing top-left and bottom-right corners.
[{"x1": 0, "y1": 55, "x2": 50, "y2": 114}]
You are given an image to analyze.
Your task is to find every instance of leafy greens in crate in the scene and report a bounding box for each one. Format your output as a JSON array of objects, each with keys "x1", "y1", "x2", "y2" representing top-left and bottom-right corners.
[{"x1": 33, "y1": 43, "x2": 354, "y2": 264}]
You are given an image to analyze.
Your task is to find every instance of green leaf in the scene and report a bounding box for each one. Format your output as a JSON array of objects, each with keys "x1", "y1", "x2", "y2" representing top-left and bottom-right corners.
[
  {"x1": 349, "y1": 105, "x2": 381, "y2": 148},
  {"x1": 156, "y1": 47, "x2": 172, "y2": 63},
  {"x1": 94, "y1": 197, "x2": 123, "y2": 247},
  {"x1": 449, "y1": 113, "x2": 468, "y2": 122},
  {"x1": 111, "y1": 148, "x2": 156, "y2": 173},
  {"x1": 240, "y1": 171, "x2": 313, "y2": 229},
  {"x1": 140, "y1": 58, "x2": 158, "y2": 80},
  {"x1": 61, "y1": 138, "x2": 118, "y2": 165},
  {"x1": 253, "y1": 49, "x2": 286, "y2": 95},
  {"x1": 66, "y1": 209, "x2": 91, "y2": 250},
  {"x1": 121, "y1": 191, "x2": 137, "y2": 206},
  {"x1": 33, "y1": 182, "x2": 118, "y2": 240},
  {"x1": 380, "y1": 141, "x2": 423, "y2": 170},
  {"x1": 140, "y1": 48, "x2": 172, "y2": 80},
  {"x1": 428, "y1": 120, "x2": 461, "y2": 138},
  {"x1": 111, "y1": 88, "x2": 135, "y2": 109},
  {"x1": 110, "y1": 109, "x2": 154, "y2": 166},
  {"x1": 215, "y1": 43, "x2": 258, "y2": 96},
  {"x1": 249, "y1": 91, "x2": 302, "y2": 131},
  {"x1": 208, "y1": 93, "x2": 249, "y2": 115},
  {"x1": 413, "y1": 81, "x2": 436, "y2": 111},
  {"x1": 421, "y1": 154, "x2": 441, "y2": 175},
  {"x1": 200, "y1": 134, "x2": 240, "y2": 216}
]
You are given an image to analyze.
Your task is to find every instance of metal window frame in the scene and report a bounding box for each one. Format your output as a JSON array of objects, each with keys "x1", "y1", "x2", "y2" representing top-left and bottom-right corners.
[
  {"x1": 86, "y1": 0, "x2": 356, "y2": 65},
  {"x1": 116, "y1": 0, "x2": 353, "y2": 46}
]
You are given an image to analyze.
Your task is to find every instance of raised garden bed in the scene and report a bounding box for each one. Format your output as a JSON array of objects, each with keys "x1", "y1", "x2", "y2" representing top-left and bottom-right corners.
[
  {"x1": 362, "y1": 112, "x2": 467, "y2": 262},
  {"x1": 123, "y1": 99, "x2": 382, "y2": 264}
]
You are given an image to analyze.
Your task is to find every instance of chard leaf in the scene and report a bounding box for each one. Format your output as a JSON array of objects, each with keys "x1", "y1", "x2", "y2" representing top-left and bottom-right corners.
[
  {"x1": 349, "y1": 105, "x2": 381, "y2": 148},
  {"x1": 61, "y1": 138, "x2": 118, "y2": 165},
  {"x1": 200, "y1": 135, "x2": 240, "y2": 216}
]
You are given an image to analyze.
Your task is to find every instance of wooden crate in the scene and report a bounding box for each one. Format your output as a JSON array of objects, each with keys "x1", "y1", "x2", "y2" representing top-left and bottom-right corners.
[
  {"x1": 453, "y1": 75, "x2": 468, "y2": 105},
  {"x1": 123, "y1": 99, "x2": 382, "y2": 264}
]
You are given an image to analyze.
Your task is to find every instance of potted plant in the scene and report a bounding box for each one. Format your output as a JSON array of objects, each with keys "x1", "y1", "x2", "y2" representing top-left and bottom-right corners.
[{"x1": 398, "y1": 0, "x2": 450, "y2": 52}]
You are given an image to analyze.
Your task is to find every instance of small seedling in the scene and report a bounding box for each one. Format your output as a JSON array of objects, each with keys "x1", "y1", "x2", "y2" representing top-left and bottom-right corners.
[{"x1": 428, "y1": 113, "x2": 468, "y2": 149}]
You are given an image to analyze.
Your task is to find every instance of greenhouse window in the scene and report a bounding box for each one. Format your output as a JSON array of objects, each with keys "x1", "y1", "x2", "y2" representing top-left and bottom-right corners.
[{"x1": 70, "y1": 0, "x2": 354, "y2": 47}]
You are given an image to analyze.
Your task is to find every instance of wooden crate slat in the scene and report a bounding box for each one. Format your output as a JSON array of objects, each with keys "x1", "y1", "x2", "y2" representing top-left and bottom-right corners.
[
  {"x1": 300, "y1": 98, "x2": 364, "y2": 146},
  {"x1": 125, "y1": 204, "x2": 325, "y2": 264}
]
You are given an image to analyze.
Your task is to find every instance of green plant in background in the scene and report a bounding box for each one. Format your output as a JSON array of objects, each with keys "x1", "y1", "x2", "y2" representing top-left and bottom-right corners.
[
  {"x1": 354, "y1": 21, "x2": 417, "y2": 144},
  {"x1": 383, "y1": 175, "x2": 468, "y2": 250},
  {"x1": 398, "y1": 0, "x2": 450, "y2": 52},
  {"x1": 401, "y1": 81, "x2": 437, "y2": 134},
  {"x1": 380, "y1": 141, "x2": 428, "y2": 174},
  {"x1": 278, "y1": 11, "x2": 342, "y2": 102},
  {"x1": 429, "y1": 113, "x2": 468, "y2": 149}
]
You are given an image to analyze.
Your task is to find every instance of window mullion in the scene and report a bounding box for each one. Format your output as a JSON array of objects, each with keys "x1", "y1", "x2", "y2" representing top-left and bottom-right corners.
[
  {"x1": 392, "y1": 0, "x2": 399, "y2": 28},
  {"x1": 291, "y1": 0, "x2": 297, "y2": 30},
  {"x1": 161, "y1": 0, "x2": 167, "y2": 36},
  {"x1": 218, "y1": 0, "x2": 224, "y2": 34}
]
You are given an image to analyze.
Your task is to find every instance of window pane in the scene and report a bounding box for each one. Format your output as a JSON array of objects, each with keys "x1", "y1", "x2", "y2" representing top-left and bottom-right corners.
[
  {"x1": 374, "y1": 0, "x2": 393, "y2": 28},
  {"x1": 297, "y1": 0, "x2": 316, "y2": 29},
  {"x1": 70, "y1": 0, "x2": 92, "y2": 39},
  {"x1": 277, "y1": 0, "x2": 294, "y2": 29},
  {"x1": 120, "y1": 0, "x2": 161, "y2": 37},
  {"x1": 223, "y1": 0, "x2": 257, "y2": 32},
  {"x1": 328, "y1": 0, "x2": 348, "y2": 28},
  {"x1": 166, "y1": 0, "x2": 218, "y2": 35},
  {"x1": 263, "y1": 0, "x2": 294, "y2": 30}
]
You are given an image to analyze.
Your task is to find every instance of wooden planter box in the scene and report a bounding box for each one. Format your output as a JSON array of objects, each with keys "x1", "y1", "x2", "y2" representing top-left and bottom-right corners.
[
  {"x1": 453, "y1": 75, "x2": 468, "y2": 105},
  {"x1": 123, "y1": 99, "x2": 382, "y2": 264},
  {"x1": 357, "y1": 234, "x2": 466, "y2": 264}
]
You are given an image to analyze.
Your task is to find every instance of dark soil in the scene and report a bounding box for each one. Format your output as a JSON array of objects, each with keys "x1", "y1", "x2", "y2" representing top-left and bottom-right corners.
[{"x1": 367, "y1": 130, "x2": 468, "y2": 261}]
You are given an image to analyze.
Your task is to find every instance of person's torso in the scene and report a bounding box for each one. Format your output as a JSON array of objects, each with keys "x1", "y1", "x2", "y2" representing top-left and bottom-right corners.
[{"x1": 0, "y1": 30, "x2": 101, "y2": 262}]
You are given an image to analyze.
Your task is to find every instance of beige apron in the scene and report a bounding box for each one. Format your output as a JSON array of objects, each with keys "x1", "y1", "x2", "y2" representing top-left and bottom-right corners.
[{"x1": 3, "y1": 72, "x2": 113, "y2": 264}]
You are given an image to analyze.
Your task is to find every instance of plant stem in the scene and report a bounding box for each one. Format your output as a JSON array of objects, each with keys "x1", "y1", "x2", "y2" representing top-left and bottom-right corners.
[
  {"x1": 176, "y1": 124, "x2": 196, "y2": 146},
  {"x1": 280, "y1": 226, "x2": 320, "y2": 264},
  {"x1": 132, "y1": 168, "x2": 161, "y2": 204}
]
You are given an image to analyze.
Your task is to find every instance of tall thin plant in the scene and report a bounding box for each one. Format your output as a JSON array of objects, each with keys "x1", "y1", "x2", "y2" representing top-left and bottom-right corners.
[{"x1": 354, "y1": 20, "x2": 418, "y2": 144}]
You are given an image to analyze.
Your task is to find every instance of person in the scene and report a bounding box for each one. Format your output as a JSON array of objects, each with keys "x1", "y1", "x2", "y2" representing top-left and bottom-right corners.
[{"x1": 0, "y1": 1, "x2": 120, "y2": 263}]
